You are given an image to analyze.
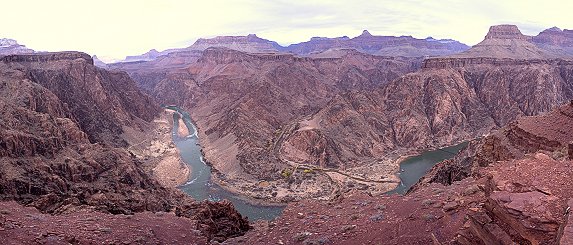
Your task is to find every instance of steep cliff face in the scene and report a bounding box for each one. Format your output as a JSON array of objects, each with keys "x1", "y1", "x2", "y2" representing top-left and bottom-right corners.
[
  {"x1": 449, "y1": 24, "x2": 558, "y2": 59},
  {"x1": 0, "y1": 52, "x2": 168, "y2": 213},
  {"x1": 4, "y1": 52, "x2": 161, "y2": 147}
]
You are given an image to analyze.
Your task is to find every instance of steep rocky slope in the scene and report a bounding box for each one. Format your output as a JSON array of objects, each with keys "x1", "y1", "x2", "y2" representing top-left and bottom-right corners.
[
  {"x1": 418, "y1": 101, "x2": 573, "y2": 188},
  {"x1": 0, "y1": 52, "x2": 167, "y2": 212},
  {"x1": 239, "y1": 102, "x2": 573, "y2": 244},
  {"x1": 114, "y1": 47, "x2": 421, "y2": 201},
  {"x1": 0, "y1": 52, "x2": 249, "y2": 243}
]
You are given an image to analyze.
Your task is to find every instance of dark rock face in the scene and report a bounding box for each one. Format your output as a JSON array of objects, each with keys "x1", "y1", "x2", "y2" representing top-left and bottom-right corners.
[{"x1": 176, "y1": 200, "x2": 251, "y2": 242}]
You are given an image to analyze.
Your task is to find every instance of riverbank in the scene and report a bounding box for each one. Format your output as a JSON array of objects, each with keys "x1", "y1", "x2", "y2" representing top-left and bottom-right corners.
[{"x1": 123, "y1": 109, "x2": 191, "y2": 188}]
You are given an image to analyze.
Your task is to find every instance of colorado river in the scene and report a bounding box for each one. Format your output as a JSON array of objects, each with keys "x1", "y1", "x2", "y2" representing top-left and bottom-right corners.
[
  {"x1": 386, "y1": 142, "x2": 469, "y2": 195},
  {"x1": 167, "y1": 107, "x2": 285, "y2": 220},
  {"x1": 167, "y1": 106, "x2": 468, "y2": 218}
]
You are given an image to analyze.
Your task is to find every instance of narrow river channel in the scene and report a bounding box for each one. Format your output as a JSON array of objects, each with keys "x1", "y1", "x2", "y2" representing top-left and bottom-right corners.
[
  {"x1": 167, "y1": 106, "x2": 468, "y2": 219},
  {"x1": 168, "y1": 107, "x2": 285, "y2": 221}
]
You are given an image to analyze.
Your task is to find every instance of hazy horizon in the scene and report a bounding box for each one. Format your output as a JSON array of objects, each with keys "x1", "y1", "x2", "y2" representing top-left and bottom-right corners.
[{"x1": 2, "y1": 0, "x2": 572, "y2": 62}]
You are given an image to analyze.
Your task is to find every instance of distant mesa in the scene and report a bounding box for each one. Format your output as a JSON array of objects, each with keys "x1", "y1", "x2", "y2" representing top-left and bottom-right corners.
[
  {"x1": 359, "y1": 30, "x2": 373, "y2": 37},
  {"x1": 92, "y1": 55, "x2": 109, "y2": 68},
  {"x1": 0, "y1": 38, "x2": 35, "y2": 55},
  {"x1": 440, "y1": 24, "x2": 564, "y2": 60},
  {"x1": 484, "y1": 24, "x2": 530, "y2": 40}
]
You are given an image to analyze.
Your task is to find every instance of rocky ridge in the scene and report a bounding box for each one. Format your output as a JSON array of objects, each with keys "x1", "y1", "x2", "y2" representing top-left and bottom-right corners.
[{"x1": 287, "y1": 30, "x2": 470, "y2": 57}]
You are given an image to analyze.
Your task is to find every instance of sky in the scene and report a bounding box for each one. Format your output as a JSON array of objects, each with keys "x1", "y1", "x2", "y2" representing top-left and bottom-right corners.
[{"x1": 2, "y1": 0, "x2": 572, "y2": 62}]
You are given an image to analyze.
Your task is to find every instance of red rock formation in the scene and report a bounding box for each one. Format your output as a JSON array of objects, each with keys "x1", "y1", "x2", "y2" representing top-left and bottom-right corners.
[
  {"x1": 3, "y1": 52, "x2": 161, "y2": 146},
  {"x1": 0, "y1": 52, "x2": 250, "y2": 242}
]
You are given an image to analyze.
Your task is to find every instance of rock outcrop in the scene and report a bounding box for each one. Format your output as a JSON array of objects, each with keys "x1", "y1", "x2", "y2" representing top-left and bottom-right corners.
[
  {"x1": 92, "y1": 55, "x2": 109, "y2": 68},
  {"x1": 484, "y1": 24, "x2": 531, "y2": 40}
]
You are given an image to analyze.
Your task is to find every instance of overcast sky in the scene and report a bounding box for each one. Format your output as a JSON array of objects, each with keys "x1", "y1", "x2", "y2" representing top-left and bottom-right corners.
[{"x1": 2, "y1": 0, "x2": 571, "y2": 62}]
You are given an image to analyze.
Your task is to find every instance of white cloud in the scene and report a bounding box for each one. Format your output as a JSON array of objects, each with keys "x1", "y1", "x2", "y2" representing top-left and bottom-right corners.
[{"x1": 1, "y1": 0, "x2": 571, "y2": 61}]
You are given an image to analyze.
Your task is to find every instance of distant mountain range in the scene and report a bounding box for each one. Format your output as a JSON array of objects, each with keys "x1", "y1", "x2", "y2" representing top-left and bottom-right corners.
[
  {"x1": 116, "y1": 26, "x2": 573, "y2": 63},
  {"x1": 118, "y1": 30, "x2": 470, "y2": 63}
]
